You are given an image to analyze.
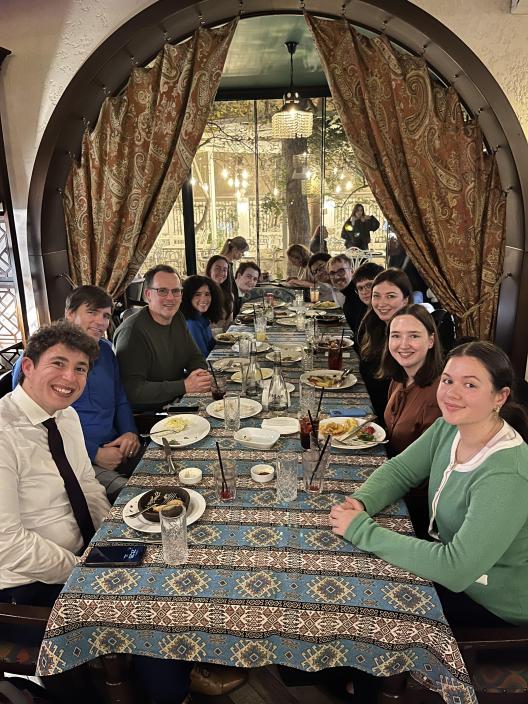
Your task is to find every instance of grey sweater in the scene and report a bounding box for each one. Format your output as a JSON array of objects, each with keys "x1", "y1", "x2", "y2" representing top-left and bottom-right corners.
[{"x1": 113, "y1": 307, "x2": 207, "y2": 410}]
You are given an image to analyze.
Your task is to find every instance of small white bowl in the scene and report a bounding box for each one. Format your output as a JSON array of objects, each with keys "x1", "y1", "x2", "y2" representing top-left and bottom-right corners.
[
  {"x1": 250, "y1": 464, "x2": 275, "y2": 483},
  {"x1": 234, "y1": 427, "x2": 280, "y2": 450},
  {"x1": 178, "y1": 467, "x2": 203, "y2": 485}
]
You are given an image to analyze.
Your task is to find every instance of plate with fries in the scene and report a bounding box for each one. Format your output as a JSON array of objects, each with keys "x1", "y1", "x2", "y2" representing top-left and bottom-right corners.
[
  {"x1": 300, "y1": 369, "x2": 358, "y2": 390},
  {"x1": 319, "y1": 417, "x2": 386, "y2": 449}
]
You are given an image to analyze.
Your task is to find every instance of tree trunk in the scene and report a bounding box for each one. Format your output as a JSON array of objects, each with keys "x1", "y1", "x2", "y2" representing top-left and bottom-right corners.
[{"x1": 282, "y1": 137, "x2": 311, "y2": 269}]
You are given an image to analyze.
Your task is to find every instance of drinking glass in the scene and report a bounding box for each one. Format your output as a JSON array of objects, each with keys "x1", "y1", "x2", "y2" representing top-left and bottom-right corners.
[
  {"x1": 224, "y1": 392, "x2": 240, "y2": 431},
  {"x1": 211, "y1": 375, "x2": 227, "y2": 401},
  {"x1": 213, "y1": 460, "x2": 236, "y2": 502},
  {"x1": 305, "y1": 320, "x2": 319, "y2": 348},
  {"x1": 302, "y1": 445, "x2": 331, "y2": 494},
  {"x1": 327, "y1": 343, "x2": 343, "y2": 371},
  {"x1": 294, "y1": 291, "x2": 304, "y2": 308},
  {"x1": 238, "y1": 337, "x2": 251, "y2": 359},
  {"x1": 276, "y1": 457, "x2": 298, "y2": 502},
  {"x1": 310, "y1": 287, "x2": 320, "y2": 304},
  {"x1": 295, "y1": 310, "x2": 306, "y2": 331},
  {"x1": 160, "y1": 505, "x2": 188, "y2": 565},
  {"x1": 254, "y1": 313, "x2": 267, "y2": 342},
  {"x1": 299, "y1": 380, "x2": 318, "y2": 418},
  {"x1": 301, "y1": 346, "x2": 313, "y2": 372}
]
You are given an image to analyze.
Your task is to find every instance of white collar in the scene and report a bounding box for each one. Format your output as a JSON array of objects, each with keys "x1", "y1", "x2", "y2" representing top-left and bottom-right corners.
[
  {"x1": 449, "y1": 420, "x2": 523, "y2": 472},
  {"x1": 12, "y1": 384, "x2": 59, "y2": 425}
]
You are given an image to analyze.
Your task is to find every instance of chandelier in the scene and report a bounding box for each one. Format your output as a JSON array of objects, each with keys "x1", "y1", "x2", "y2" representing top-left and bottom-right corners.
[{"x1": 271, "y1": 41, "x2": 313, "y2": 140}]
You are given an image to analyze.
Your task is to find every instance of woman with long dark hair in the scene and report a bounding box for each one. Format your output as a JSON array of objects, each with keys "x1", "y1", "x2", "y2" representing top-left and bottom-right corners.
[
  {"x1": 330, "y1": 341, "x2": 528, "y2": 628},
  {"x1": 357, "y1": 268, "x2": 412, "y2": 420},
  {"x1": 380, "y1": 304, "x2": 443, "y2": 455},
  {"x1": 205, "y1": 255, "x2": 233, "y2": 328},
  {"x1": 181, "y1": 276, "x2": 223, "y2": 357},
  {"x1": 340, "y1": 203, "x2": 380, "y2": 250}
]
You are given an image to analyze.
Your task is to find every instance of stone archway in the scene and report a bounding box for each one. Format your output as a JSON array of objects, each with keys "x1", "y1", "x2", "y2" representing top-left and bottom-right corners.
[{"x1": 28, "y1": 0, "x2": 528, "y2": 371}]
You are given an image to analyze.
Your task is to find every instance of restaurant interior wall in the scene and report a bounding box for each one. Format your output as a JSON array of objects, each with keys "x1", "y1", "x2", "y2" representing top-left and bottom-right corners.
[{"x1": 2, "y1": 0, "x2": 528, "y2": 366}]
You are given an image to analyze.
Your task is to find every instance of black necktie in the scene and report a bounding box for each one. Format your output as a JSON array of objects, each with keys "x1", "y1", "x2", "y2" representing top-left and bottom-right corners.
[{"x1": 42, "y1": 418, "x2": 95, "y2": 549}]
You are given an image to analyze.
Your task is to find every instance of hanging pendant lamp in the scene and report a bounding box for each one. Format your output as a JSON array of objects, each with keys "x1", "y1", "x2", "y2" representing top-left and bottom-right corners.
[{"x1": 271, "y1": 41, "x2": 313, "y2": 140}]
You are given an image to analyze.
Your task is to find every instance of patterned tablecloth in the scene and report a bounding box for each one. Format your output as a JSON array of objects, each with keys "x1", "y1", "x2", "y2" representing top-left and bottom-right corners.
[{"x1": 36, "y1": 319, "x2": 477, "y2": 704}]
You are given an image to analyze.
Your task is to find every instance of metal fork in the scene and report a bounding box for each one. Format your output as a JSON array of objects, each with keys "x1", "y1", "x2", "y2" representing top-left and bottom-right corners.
[
  {"x1": 162, "y1": 437, "x2": 179, "y2": 473},
  {"x1": 334, "y1": 414, "x2": 377, "y2": 442}
]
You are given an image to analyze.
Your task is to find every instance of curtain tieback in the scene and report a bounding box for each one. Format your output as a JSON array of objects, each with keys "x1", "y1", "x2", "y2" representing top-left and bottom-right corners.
[{"x1": 459, "y1": 272, "x2": 511, "y2": 322}]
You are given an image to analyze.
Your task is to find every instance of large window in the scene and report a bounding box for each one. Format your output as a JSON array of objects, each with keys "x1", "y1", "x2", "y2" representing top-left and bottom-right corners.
[{"x1": 141, "y1": 97, "x2": 387, "y2": 278}]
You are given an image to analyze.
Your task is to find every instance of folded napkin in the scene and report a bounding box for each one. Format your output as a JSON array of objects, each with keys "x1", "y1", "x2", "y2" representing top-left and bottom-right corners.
[{"x1": 329, "y1": 407, "x2": 370, "y2": 417}]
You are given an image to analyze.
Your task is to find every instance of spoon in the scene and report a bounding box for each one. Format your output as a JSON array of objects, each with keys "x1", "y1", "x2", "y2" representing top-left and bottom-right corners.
[{"x1": 126, "y1": 497, "x2": 166, "y2": 519}]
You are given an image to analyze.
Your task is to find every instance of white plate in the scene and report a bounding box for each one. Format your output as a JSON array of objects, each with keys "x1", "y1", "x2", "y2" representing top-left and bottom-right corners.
[
  {"x1": 242, "y1": 300, "x2": 286, "y2": 310},
  {"x1": 122, "y1": 488, "x2": 206, "y2": 534},
  {"x1": 150, "y1": 415, "x2": 210, "y2": 447},
  {"x1": 331, "y1": 421, "x2": 386, "y2": 450},
  {"x1": 216, "y1": 332, "x2": 247, "y2": 344},
  {"x1": 211, "y1": 357, "x2": 247, "y2": 372},
  {"x1": 265, "y1": 349, "x2": 303, "y2": 364},
  {"x1": 234, "y1": 428, "x2": 280, "y2": 450},
  {"x1": 318, "y1": 336, "x2": 354, "y2": 350},
  {"x1": 259, "y1": 379, "x2": 295, "y2": 393},
  {"x1": 206, "y1": 398, "x2": 263, "y2": 420},
  {"x1": 305, "y1": 309, "x2": 324, "y2": 318},
  {"x1": 232, "y1": 341, "x2": 270, "y2": 353},
  {"x1": 261, "y1": 416, "x2": 300, "y2": 435},
  {"x1": 300, "y1": 369, "x2": 358, "y2": 390},
  {"x1": 273, "y1": 310, "x2": 296, "y2": 319},
  {"x1": 231, "y1": 367, "x2": 273, "y2": 383}
]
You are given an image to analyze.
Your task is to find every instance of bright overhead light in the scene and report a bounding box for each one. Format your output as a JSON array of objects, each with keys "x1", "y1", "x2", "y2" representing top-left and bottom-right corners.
[
  {"x1": 345, "y1": 181, "x2": 352, "y2": 190},
  {"x1": 271, "y1": 41, "x2": 313, "y2": 140},
  {"x1": 234, "y1": 177, "x2": 240, "y2": 188},
  {"x1": 241, "y1": 169, "x2": 248, "y2": 179},
  {"x1": 273, "y1": 187, "x2": 279, "y2": 197},
  {"x1": 190, "y1": 177, "x2": 196, "y2": 186},
  {"x1": 335, "y1": 185, "x2": 342, "y2": 194},
  {"x1": 242, "y1": 180, "x2": 248, "y2": 189},
  {"x1": 228, "y1": 178, "x2": 234, "y2": 187},
  {"x1": 203, "y1": 183, "x2": 209, "y2": 192},
  {"x1": 221, "y1": 168, "x2": 229, "y2": 179},
  {"x1": 306, "y1": 169, "x2": 312, "y2": 178}
]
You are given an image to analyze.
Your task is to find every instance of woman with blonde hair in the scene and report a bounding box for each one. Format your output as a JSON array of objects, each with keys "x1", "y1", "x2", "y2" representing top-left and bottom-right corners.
[{"x1": 285, "y1": 243, "x2": 313, "y2": 287}]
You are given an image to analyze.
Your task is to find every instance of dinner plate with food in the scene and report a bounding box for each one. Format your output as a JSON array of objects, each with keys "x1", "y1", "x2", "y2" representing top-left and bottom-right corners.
[
  {"x1": 309, "y1": 300, "x2": 339, "y2": 310},
  {"x1": 122, "y1": 487, "x2": 206, "y2": 533},
  {"x1": 265, "y1": 347, "x2": 303, "y2": 364},
  {"x1": 318, "y1": 336, "x2": 354, "y2": 350},
  {"x1": 149, "y1": 415, "x2": 211, "y2": 447},
  {"x1": 319, "y1": 417, "x2": 386, "y2": 449},
  {"x1": 216, "y1": 331, "x2": 248, "y2": 344},
  {"x1": 300, "y1": 369, "x2": 358, "y2": 390},
  {"x1": 211, "y1": 357, "x2": 247, "y2": 372},
  {"x1": 315, "y1": 314, "x2": 345, "y2": 325},
  {"x1": 276, "y1": 317, "x2": 298, "y2": 327},
  {"x1": 230, "y1": 367, "x2": 273, "y2": 383},
  {"x1": 231, "y1": 340, "x2": 270, "y2": 353},
  {"x1": 206, "y1": 398, "x2": 262, "y2": 420}
]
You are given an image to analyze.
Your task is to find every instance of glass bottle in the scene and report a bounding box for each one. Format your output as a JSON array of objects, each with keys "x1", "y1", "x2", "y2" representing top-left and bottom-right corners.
[
  {"x1": 265, "y1": 302, "x2": 275, "y2": 324},
  {"x1": 268, "y1": 350, "x2": 289, "y2": 412},
  {"x1": 243, "y1": 342, "x2": 261, "y2": 398}
]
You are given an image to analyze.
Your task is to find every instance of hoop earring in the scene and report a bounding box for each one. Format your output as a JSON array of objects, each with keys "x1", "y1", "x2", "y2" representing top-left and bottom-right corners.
[{"x1": 495, "y1": 406, "x2": 501, "y2": 414}]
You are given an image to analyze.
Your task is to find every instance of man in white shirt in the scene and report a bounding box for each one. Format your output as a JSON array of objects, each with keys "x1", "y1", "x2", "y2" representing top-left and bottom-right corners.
[
  {"x1": 0, "y1": 320, "x2": 110, "y2": 603},
  {"x1": 233, "y1": 261, "x2": 260, "y2": 317}
]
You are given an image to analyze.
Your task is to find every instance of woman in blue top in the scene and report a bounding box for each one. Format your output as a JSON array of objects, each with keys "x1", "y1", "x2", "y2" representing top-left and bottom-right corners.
[{"x1": 181, "y1": 275, "x2": 224, "y2": 357}]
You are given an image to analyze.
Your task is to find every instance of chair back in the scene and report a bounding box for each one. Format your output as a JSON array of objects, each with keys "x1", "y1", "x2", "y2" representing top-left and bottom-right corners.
[
  {"x1": 0, "y1": 370, "x2": 13, "y2": 400},
  {"x1": 431, "y1": 308, "x2": 457, "y2": 354}
]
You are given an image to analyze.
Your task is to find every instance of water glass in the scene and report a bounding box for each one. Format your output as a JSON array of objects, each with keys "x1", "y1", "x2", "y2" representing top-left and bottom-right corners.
[
  {"x1": 299, "y1": 380, "x2": 318, "y2": 418},
  {"x1": 296, "y1": 310, "x2": 306, "y2": 331},
  {"x1": 254, "y1": 313, "x2": 267, "y2": 342},
  {"x1": 301, "y1": 346, "x2": 313, "y2": 372},
  {"x1": 238, "y1": 337, "x2": 252, "y2": 359},
  {"x1": 305, "y1": 320, "x2": 319, "y2": 348},
  {"x1": 302, "y1": 445, "x2": 331, "y2": 494},
  {"x1": 276, "y1": 457, "x2": 298, "y2": 502},
  {"x1": 160, "y1": 505, "x2": 188, "y2": 565},
  {"x1": 224, "y1": 392, "x2": 240, "y2": 431},
  {"x1": 213, "y1": 460, "x2": 236, "y2": 502},
  {"x1": 294, "y1": 291, "x2": 304, "y2": 308}
]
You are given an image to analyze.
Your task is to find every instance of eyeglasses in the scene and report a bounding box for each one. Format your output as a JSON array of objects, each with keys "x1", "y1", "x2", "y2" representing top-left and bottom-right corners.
[
  {"x1": 148, "y1": 287, "x2": 183, "y2": 297},
  {"x1": 329, "y1": 267, "x2": 351, "y2": 279},
  {"x1": 356, "y1": 282, "x2": 373, "y2": 293}
]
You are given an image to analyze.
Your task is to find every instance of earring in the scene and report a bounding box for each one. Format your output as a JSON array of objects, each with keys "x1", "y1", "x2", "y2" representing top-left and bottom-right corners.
[{"x1": 494, "y1": 406, "x2": 501, "y2": 414}]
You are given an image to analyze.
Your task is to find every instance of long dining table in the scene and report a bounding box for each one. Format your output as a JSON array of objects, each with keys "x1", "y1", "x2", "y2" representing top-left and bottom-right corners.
[{"x1": 36, "y1": 306, "x2": 477, "y2": 704}]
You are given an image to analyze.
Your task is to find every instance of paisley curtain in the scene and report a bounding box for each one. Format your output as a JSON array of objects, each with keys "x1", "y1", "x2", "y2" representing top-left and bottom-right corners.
[
  {"x1": 306, "y1": 14, "x2": 506, "y2": 339},
  {"x1": 64, "y1": 20, "x2": 237, "y2": 298}
]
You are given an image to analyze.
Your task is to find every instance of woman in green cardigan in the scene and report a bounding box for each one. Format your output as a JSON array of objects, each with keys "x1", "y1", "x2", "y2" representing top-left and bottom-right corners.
[{"x1": 330, "y1": 341, "x2": 528, "y2": 627}]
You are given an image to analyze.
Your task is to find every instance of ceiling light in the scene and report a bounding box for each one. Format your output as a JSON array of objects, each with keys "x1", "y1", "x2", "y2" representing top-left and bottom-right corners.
[
  {"x1": 228, "y1": 178, "x2": 234, "y2": 187},
  {"x1": 221, "y1": 168, "x2": 229, "y2": 179},
  {"x1": 271, "y1": 41, "x2": 313, "y2": 140},
  {"x1": 190, "y1": 177, "x2": 196, "y2": 186},
  {"x1": 241, "y1": 169, "x2": 248, "y2": 179}
]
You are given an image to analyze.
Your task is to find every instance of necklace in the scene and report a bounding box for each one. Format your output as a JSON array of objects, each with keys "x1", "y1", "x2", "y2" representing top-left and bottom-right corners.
[{"x1": 455, "y1": 418, "x2": 503, "y2": 465}]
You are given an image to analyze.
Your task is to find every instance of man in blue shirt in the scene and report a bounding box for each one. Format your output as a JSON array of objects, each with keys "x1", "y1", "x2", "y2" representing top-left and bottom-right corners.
[{"x1": 13, "y1": 286, "x2": 140, "y2": 501}]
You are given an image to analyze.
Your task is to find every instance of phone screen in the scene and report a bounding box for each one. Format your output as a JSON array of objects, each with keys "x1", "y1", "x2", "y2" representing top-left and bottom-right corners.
[{"x1": 84, "y1": 545, "x2": 146, "y2": 567}]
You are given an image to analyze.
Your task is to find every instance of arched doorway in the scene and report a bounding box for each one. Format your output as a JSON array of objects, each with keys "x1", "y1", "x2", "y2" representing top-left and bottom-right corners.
[{"x1": 28, "y1": 0, "x2": 528, "y2": 372}]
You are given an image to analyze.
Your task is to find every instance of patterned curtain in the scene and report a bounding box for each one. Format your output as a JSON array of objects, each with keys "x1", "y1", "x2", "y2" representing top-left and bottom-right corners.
[
  {"x1": 306, "y1": 14, "x2": 506, "y2": 339},
  {"x1": 64, "y1": 20, "x2": 237, "y2": 298}
]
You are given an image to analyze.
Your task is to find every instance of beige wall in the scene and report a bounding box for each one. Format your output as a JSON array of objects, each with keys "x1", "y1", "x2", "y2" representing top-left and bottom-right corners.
[{"x1": 1, "y1": 0, "x2": 527, "y2": 326}]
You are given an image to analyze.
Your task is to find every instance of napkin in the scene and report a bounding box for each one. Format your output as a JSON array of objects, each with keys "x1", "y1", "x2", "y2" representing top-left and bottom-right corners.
[{"x1": 329, "y1": 407, "x2": 370, "y2": 417}]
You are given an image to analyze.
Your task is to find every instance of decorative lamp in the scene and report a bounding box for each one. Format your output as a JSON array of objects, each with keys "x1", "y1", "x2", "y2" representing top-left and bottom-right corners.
[{"x1": 271, "y1": 41, "x2": 313, "y2": 140}]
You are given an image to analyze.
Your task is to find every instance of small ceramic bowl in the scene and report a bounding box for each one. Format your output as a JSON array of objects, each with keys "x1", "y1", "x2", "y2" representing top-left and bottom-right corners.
[
  {"x1": 250, "y1": 464, "x2": 275, "y2": 483},
  {"x1": 178, "y1": 467, "x2": 203, "y2": 485}
]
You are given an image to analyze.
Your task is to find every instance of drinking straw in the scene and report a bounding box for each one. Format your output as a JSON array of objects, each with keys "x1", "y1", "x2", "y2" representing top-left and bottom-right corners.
[
  {"x1": 338, "y1": 327, "x2": 345, "y2": 353},
  {"x1": 316, "y1": 386, "x2": 324, "y2": 417},
  {"x1": 309, "y1": 433, "x2": 331, "y2": 487},
  {"x1": 215, "y1": 441, "x2": 228, "y2": 493},
  {"x1": 208, "y1": 361, "x2": 219, "y2": 387}
]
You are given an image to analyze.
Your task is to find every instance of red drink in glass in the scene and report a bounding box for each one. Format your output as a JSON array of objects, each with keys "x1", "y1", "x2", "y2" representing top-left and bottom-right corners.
[{"x1": 328, "y1": 343, "x2": 343, "y2": 370}]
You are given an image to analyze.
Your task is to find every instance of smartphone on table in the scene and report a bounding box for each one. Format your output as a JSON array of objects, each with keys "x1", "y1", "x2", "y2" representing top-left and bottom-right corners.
[{"x1": 84, "y1": 545, "x2": 146, "y2": 567}]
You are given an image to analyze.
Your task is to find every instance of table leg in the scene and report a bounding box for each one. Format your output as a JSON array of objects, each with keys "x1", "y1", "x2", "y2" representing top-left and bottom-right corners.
[
  {"x1": 100, "y1": 654, "x2": 135, "y2": 704},
  {"x1": 377, "y1": 672, "x2": 408, "y2": 703}
]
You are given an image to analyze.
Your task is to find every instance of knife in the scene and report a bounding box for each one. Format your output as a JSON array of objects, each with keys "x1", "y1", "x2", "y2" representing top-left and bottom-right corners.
[{"x1": 106, "y1": 538, "x2": 161, "y2": 544}]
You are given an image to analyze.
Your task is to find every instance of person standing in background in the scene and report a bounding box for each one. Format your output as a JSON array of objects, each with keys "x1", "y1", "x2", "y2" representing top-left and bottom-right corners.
[
  {"x1": 341, "y1": 203, "x2": 379, "y2": 250},
  {"x1": 219, "y1": 236, "x2": 249, "y2": 295}
]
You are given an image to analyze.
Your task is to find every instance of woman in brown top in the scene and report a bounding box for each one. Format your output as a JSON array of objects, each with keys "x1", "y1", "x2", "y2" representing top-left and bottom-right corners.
[{"x1": 380, "y1": 304, "x2": 444, "y2": 456}]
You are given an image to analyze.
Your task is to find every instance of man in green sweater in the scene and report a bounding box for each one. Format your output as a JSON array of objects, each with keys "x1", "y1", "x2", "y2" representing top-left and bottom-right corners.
[{"x1": 113, "y1": 265, "x2": 210, "y2": 411}]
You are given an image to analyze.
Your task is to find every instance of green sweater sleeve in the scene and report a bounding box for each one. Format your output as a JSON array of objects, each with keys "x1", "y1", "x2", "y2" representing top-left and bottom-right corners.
[
  {"x1": 345, "y1": 471, "x2": 528, "y2": 593},
  {"x1": 114, "y1": 319, "x2": 186, "y2": 407},
  {"x1": 353, "y1": 420, "x2": 440, "y2": 515}
]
